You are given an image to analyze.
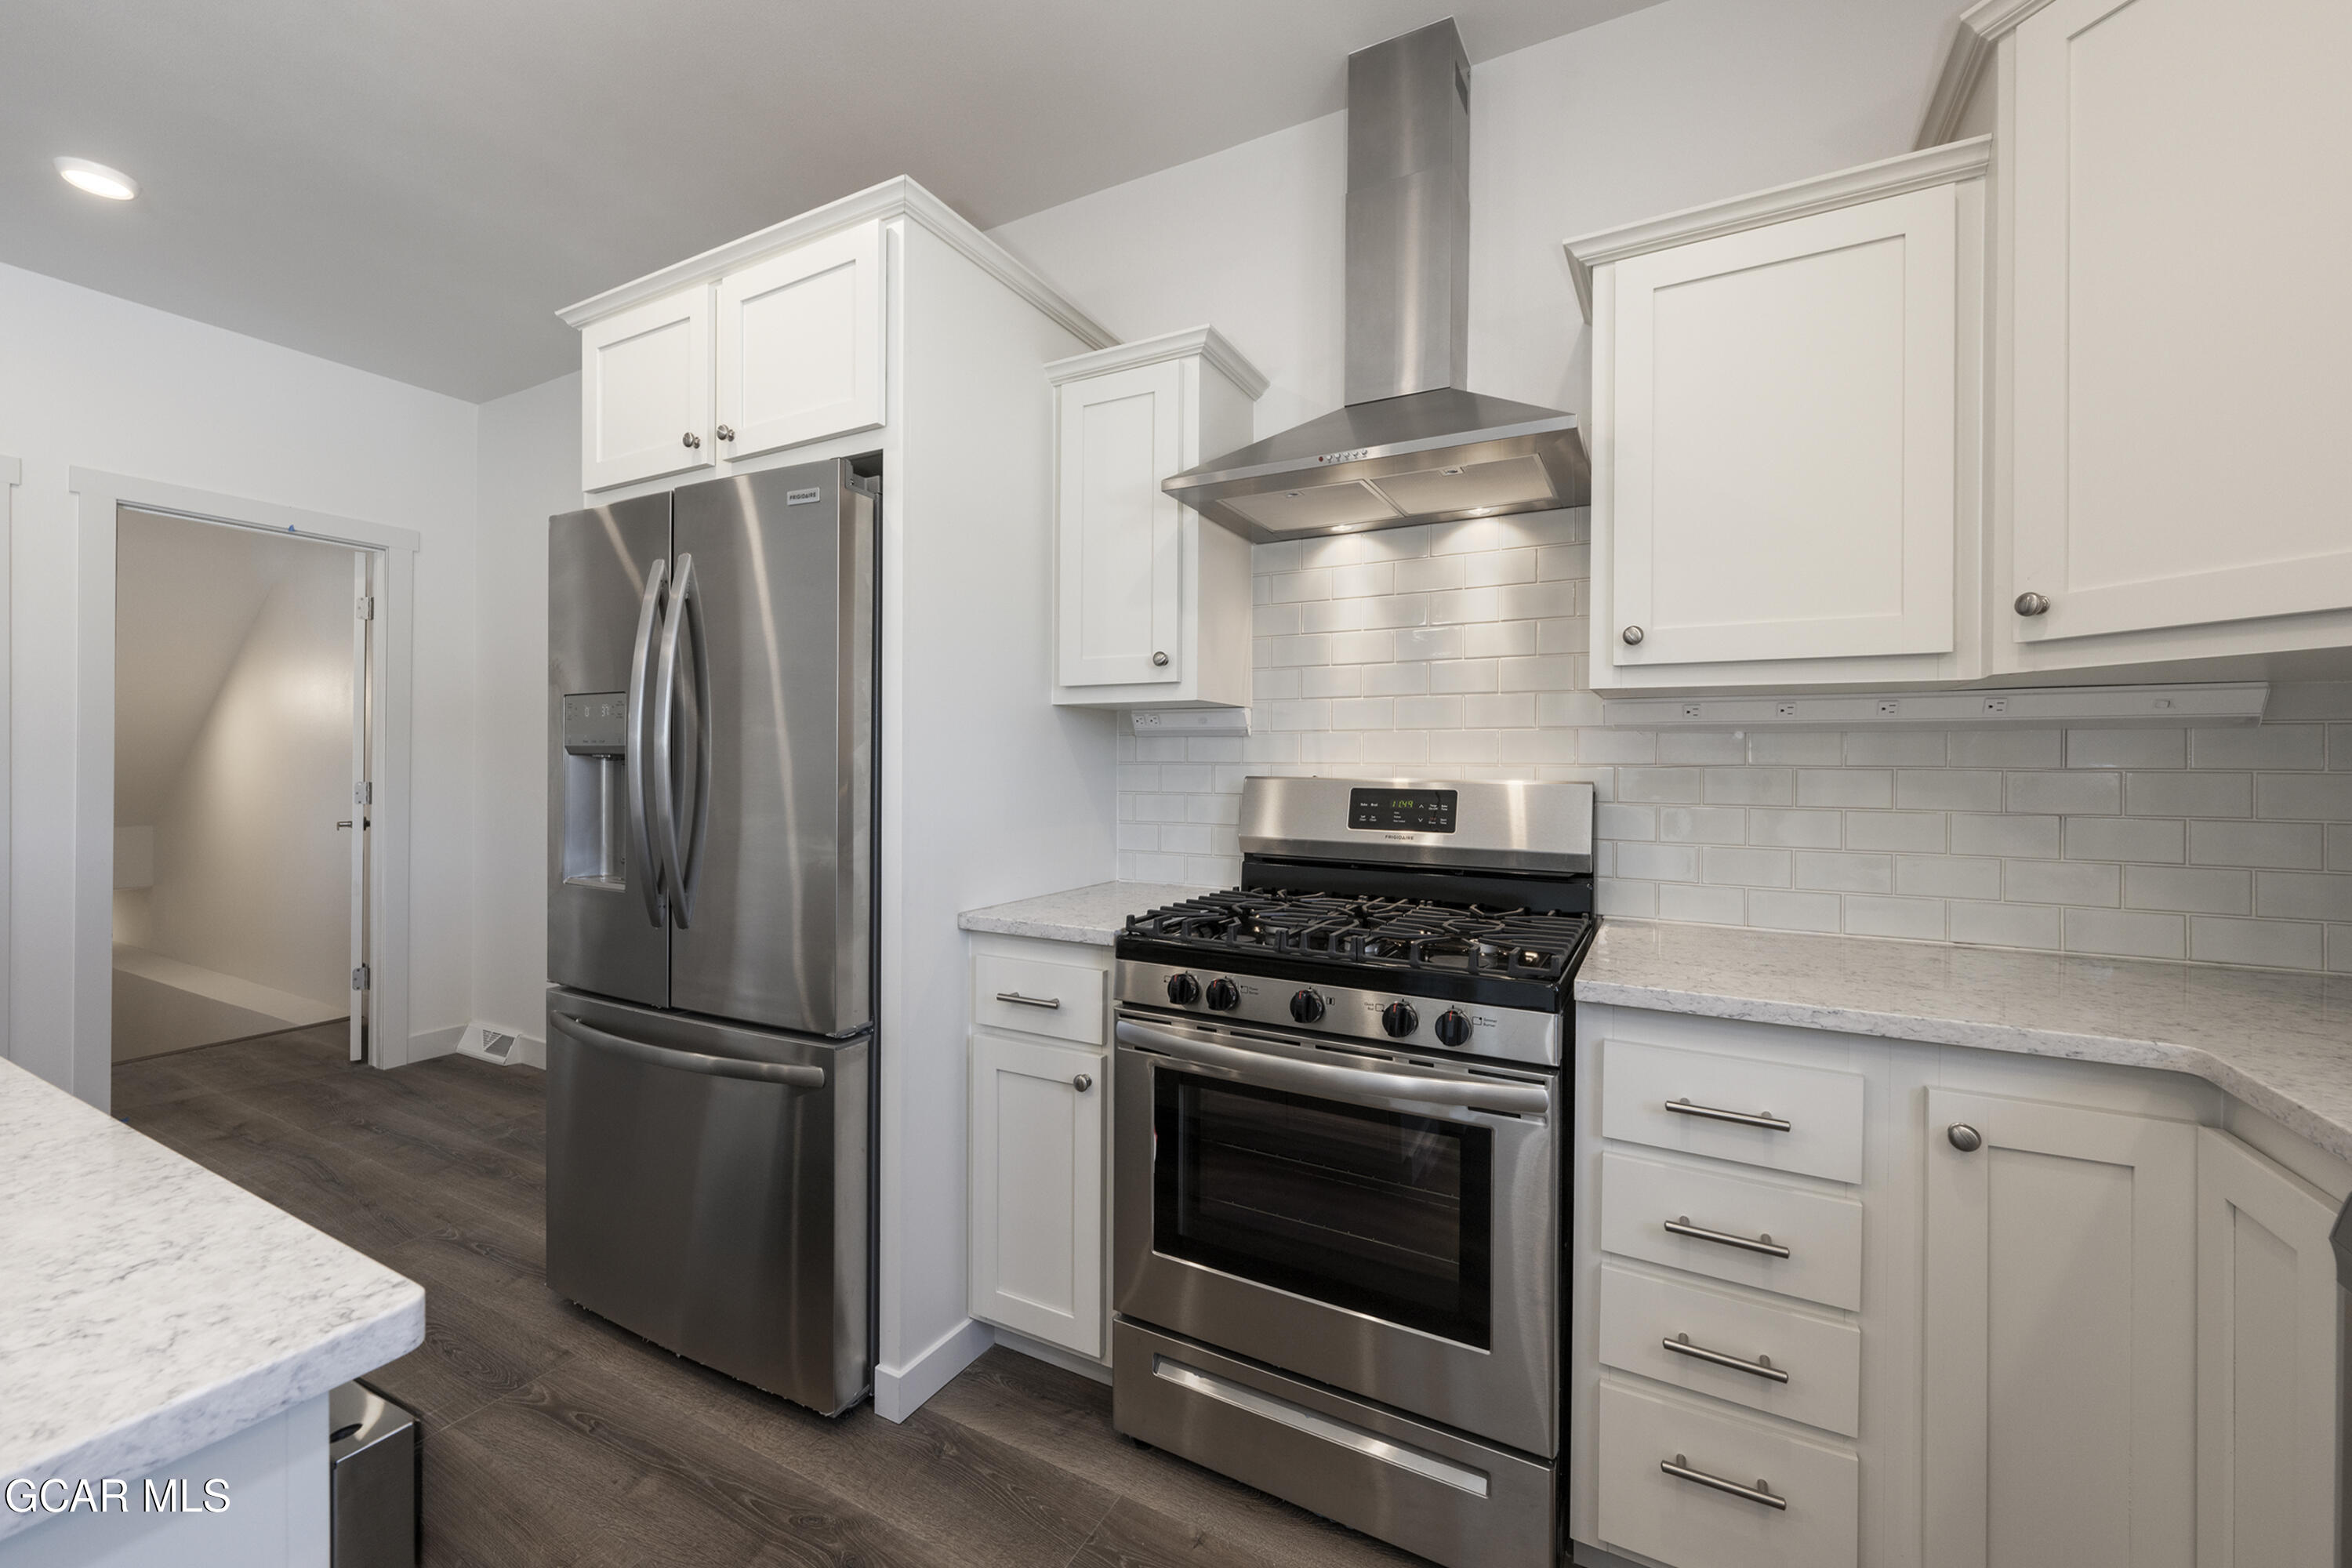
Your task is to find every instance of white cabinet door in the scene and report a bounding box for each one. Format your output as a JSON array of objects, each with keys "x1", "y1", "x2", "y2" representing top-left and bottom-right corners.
[
  {"x1": 1922, "y1": 1087, "x2": 2197, "y2": 1568},
  {"x1": 579, "y1": 284, "x2": 714, "y2": 492},
  {"x1": 2197, "y1": 1128, "x2": 2340, "y2": 1568},
  {"x1": 715, "y1": 219, "x2": 885, "y2": 462},
  {"x1": 1055, "y1": 359, "x2": 1184, "y2": 690},
  {"x1": 1607, "y1": 184, "x2": 1957, "y2": 667},
  {"x1": 2008, "y1": 0, "x2": 2352, "y2": 645},
  {"x1": 967, "y1": 1029, "x2": 1106, "y2": 1356}
]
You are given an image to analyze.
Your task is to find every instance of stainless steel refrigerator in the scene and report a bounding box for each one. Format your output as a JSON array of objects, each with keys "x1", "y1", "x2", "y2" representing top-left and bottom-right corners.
[{"x1": 543, "y1": 458, "x2": 876, "y2": 1416}]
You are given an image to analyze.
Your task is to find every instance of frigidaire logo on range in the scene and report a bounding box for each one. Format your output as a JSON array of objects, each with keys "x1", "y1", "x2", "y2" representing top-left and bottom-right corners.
[{"x1": 5, "y1": 1476, "x2": 230, "y2": 1515}]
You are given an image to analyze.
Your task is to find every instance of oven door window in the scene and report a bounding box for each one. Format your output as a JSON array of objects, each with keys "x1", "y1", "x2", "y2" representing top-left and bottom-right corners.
[{"x1": 1152, "y1": 1069, "x2": 1493, "y2": 1348}]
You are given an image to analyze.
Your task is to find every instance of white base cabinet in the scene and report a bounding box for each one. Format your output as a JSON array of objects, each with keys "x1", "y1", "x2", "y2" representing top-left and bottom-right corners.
[
  {"x1": 965, "y1": 934, "x2": 1112, "y2": 1362},
  {"x1": 1570, "y1": 1004, "x2": 2346, "y2": 1568},
  {"x1": 1048, "y1": 327, "x2": 1265, "y2": 710}
]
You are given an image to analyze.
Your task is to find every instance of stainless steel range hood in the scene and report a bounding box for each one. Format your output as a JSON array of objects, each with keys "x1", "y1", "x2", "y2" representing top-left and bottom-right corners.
[{"x1": 1164, "y1": 17, "x2": 1588, "y2": 543}]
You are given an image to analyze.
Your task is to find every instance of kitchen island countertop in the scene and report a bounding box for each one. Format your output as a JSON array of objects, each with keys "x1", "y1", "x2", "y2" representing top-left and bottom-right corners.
[
  {"x1": 0, "y1": 1057, "x2": 423, "y2": 1537},
  {"x1": 1578, "y1": 918, "x2": 2352, "y2": 1165}
]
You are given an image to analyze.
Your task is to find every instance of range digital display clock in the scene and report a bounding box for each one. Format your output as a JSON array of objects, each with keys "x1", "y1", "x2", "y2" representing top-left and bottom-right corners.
[{"x1": 1347, "y1": 788, "x2": 1458, "y2": 833}]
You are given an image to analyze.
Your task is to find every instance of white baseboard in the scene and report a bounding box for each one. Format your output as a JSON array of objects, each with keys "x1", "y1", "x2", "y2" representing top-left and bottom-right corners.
[
  {"x1": 874, "y1": 1316, "x2": 993, "y2": 1423},
  {"x1": 405, "y1": 1023, "x2": 467, "y2": 1063},
  {"x1": 991, "y1": 1324, "x2": 1112, "y2": 1386},
  {"x1": 453, "y1": 1022, "x2": 546, "y2": 1069}
]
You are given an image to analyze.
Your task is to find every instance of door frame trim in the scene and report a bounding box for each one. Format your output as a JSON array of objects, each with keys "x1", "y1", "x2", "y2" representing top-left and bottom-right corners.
[{"x1": 73, "y1": 468, "x2": 421, "y2": 1105}]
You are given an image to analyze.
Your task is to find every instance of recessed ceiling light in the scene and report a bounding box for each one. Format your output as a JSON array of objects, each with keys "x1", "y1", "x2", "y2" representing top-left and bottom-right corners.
[{"x1": 56, "y1": 157, "x2": 137, "y2": 201}]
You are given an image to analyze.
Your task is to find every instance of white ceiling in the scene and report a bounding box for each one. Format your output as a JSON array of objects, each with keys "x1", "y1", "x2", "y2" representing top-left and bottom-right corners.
[
  {"x1": 114, "y1": 510, "x2": 352, "y2": 825},
  {"x1": 2, "y1": 0, "x2": 1666, "y2": 402}
]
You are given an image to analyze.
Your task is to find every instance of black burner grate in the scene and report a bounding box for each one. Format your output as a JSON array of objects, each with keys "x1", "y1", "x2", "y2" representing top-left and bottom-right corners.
[{"x1": 1123, "y1": 889, "x2": 1591, "y2": 985}]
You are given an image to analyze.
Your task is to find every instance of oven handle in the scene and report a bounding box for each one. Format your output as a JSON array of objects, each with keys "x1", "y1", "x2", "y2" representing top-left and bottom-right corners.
[{"x1": 1114, "y1": 1019, "x2": 1550, "y2": 1117}]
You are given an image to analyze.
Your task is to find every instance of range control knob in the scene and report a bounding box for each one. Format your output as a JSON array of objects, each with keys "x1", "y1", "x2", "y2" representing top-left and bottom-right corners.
[
  {"x1": 1165, "y1": 972, "x2": 1200, "y2": 1006},
  {"x1": 1381, "y1": 1001, "x2": 1420, "y2": 1039},
  {"x1": 1290, "y1": 989, "x2": 1325, "y2": 1024},
  {"x1": 1434, "y1": 1009, "x2": 1472, "y2": 1047},
  {"x1": 1205, "y1": 978, "x2": 1241, "y2": 1011}
]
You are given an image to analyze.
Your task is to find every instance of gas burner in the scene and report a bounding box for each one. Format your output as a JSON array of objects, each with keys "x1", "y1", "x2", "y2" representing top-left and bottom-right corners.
[{"x1": 1123, "y1": 888, "x2": 1592, "y2": 985}]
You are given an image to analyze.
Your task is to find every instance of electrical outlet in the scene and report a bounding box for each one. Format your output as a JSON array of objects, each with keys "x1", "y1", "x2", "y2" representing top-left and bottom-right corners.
[
  {"x1": 1776, "y1": 702, "x2": 1798, "y2": 718},
  {"x1": 1982, "y1": 696, "x2": 2009, "y2": 715},
  {"x1": 1877, "y1": 699, "x2": 1900, "y2": 716},
  {"x1": 1682, "y1": 703, "x2": 1702, "y2": 719}
]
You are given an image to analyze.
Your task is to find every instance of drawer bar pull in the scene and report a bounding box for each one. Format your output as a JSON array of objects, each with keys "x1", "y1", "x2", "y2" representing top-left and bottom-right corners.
[
  {"x1": 1665, "y1": 1215, "x2": 1791, "y2": 1259},
  {"x1": 1661, "y1": 1454, "x2": 1788, "y2": 1511},
  {"x1": 1663, "y1": 1333, "x2": 1790, "y2": 1384},
  {"x1": 996, "y1": 992, "x2": 1063, "y2": 1010},
  {"x1": 1665, "y1": 1097, "x2": 1791, "y2": 1133}
]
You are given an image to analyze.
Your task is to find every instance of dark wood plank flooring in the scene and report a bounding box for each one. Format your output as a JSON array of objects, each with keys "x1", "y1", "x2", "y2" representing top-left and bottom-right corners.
[{"x1": 114, "y1": 1025, "x2": 1424, "y2": 1568}]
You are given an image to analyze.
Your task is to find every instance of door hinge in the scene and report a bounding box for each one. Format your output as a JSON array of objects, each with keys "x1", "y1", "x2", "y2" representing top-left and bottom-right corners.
[
  {"x1": 354, "y1": 782, "x2": 373, "y2": 805},
  {"x1": 351, "y1": 964, "x2": 372, "y2": 992},
  {"x1": 356, "y1": 596, "x2": 375, "y2": 621}
]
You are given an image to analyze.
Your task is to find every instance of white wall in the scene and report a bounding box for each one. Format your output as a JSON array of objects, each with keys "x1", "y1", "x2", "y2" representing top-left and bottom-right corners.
[
  {"x1": 470, "y1": 373, "x2": 577, "y2": 1045},
  {"x1": 138, "y1": 542, "x2": 356, "y2": 1009},
  {"x1": 0, "y1": 258, "x2": 479, "y2": 1098},
  {"x1": 989, "y1": 0, "x2": 1962, "y2": 437}
]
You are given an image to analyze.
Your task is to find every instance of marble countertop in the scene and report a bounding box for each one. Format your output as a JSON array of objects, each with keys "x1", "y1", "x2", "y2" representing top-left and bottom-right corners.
[
  {"x1": 960, "y1": 880, "x2": 1214, "y2": 946},
  {"x1": 1579, "y1": 919, "x2": 2352, "y2": 1164},
  {"x1": 0, "y1": 1058, "x2": 423, "y2": 1534}
]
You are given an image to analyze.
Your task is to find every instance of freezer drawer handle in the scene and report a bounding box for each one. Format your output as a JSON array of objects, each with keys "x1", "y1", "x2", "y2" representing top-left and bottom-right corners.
[
  {"x1": 1663, "y1": 1333, "x2": 1790, "y2": 1383},
  {"x1": 1114, "y1": 1018, "x2": 1548, "y2": 1116},
  {"x1": 550, "y1": 1013, "x2": 825, "y2": 1089},
  {"x1": 1661, "y1": 1454, "x2": 1788, "y2": 1511},
  {"x1": 1665, "y1": 1097, "x2": 1791, "y2": 1133},
  {"x1": 995, "y1": 991, "x2": 1062, "y2": 1010},
  {"x1": 1664, "y1": 1216, "x2": 1791, "y2": 1259}
]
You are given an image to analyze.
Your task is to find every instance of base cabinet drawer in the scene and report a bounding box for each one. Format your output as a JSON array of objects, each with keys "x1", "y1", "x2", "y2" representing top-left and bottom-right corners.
[
  {"x1": 1599, "y1": 1149, "x2": 1864, "y2": 1310},
  {"x1": 1598, "y1": 1380, "x2": 1857, "y2": 1568},
  {"x1": 972, "y1": 952, "x2": 1105, "y2": 1044},
  {"x1": 1602, "y1": 1038, "x2": 1864, "y2": 1183},
  {"x1": 1598, "y1": 1262, "x2": 1860, "y2": 1437}
]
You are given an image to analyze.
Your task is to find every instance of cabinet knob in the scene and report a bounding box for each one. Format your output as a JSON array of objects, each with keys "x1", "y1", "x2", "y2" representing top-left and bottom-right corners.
[
  {"x1": 2014, "y1": 592, "x2": 2050, "y2": 617},
  {"x1": 716, "y1": 424, "x2": 735, "y2": 441},
  {"x1": 1948, "y1": 1123, "x2": 1983, "y2": 1152},
  {"x1": 1152, "y1": 651, "x2": 1171, "y2": 667},
  {"x1": 682, "y1": 431, "x2": 702, "y2": 449},
  {"x1": 1073, "y1": 1073, "x2": 1094, "y2": 1093},
  {"x1": 1621, "y1": 625, "x2": 1645, "y2": 646}
]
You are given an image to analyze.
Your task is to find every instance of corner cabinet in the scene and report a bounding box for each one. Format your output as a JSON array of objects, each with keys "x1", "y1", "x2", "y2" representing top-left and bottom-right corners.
[
  {"x1": 1569, "y1": 142, "x2": 1987, "y2": 692},
  {"x1": 569, "y1": 217, "x2": 887, "y2": 493},
  {"x1": 1049, "y1": 327, "x2": 1265, "y2": 710},
  {"x1": 966, "y1": 933, "x2": 1112, "y2": 1362},
  {"x1": 1569, "y1": 1006, "x2": 2347, "y2": 1568}
]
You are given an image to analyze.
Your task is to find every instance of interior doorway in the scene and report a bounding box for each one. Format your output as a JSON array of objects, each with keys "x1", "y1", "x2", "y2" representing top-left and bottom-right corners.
[{"x1": 111, "y1": 508, "x2": 376, "y2": 1065}]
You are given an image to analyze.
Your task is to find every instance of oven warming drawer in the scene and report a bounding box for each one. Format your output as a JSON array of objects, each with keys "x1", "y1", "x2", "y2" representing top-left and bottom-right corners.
[{"x1": 1112, "y1": 1319, "x2": 1556, "y2": 1568}]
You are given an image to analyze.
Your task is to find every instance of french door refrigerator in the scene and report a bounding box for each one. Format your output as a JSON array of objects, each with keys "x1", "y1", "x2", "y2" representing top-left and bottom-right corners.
[{"x1": 544, "y1": 458, "x2": 876, "y2": 1415}]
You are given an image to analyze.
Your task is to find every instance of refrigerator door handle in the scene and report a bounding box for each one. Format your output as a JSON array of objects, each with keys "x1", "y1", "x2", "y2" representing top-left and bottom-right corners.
[
  {"x1": 550, "y1": 1012, "x2": 827, "y2": 1088},
  {"x1": 625, "y1": 557, "x2": 670, "y2": 927},
  {"x1": 652, "y1": 551, "x2": 713, "y2": 927}
]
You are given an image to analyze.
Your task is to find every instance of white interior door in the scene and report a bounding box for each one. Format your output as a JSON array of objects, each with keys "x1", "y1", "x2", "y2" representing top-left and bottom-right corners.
[
  {"x1": 1922, "y1": 1087, "x2": 2197, "y2": 1568},
  {"x1": 349, "y1": 553, "x2": 371, "y2": 1064},
  {"x1": 2008, "y1": 0, "x2": 2352, "y2": 643},
  {"x1": 579, "y1": 284, "x2": 715, "y2": 492},
  {"x1": 1055, "y1": 360, "x2": 1184, "y2": 688},
  {"x1": 2196, "y1": 1128, "x2": 2341, "y2": 1568},
  {"x1": 1609, "y1": 184, "x2": 1958, "y2": 666},
  {"x1": 714, "y1": 220, "x2": 885, "y2": 462}
]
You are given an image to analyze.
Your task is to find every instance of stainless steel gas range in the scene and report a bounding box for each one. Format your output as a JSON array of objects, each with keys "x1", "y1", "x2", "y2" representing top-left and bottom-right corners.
[{"x1": 1110, "y1": 775, "x2": 1595, "y2": 1568}]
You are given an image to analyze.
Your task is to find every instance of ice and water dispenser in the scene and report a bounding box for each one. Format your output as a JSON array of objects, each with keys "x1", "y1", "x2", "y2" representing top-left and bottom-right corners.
[{"x1": 560, "y1": 691, "x2": 630, "y2": 884}]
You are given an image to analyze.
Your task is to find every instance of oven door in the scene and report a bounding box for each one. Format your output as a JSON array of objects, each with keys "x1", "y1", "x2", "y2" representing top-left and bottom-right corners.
[{"x1": 1112, "y1": 1011, "x2": 1559, "y2": 1457}]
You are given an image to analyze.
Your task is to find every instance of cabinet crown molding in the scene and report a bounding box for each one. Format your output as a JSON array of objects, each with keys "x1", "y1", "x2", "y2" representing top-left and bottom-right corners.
[
  {"x1": 557, "y1": 175, "x2": 1116, "y2": 353},
  {"x1": 1563, "y1": 137, "x2": 1990, "y2": 321},
  {"x1": 1045, "y1": 325, "x2": 1269, "y2": 400}
]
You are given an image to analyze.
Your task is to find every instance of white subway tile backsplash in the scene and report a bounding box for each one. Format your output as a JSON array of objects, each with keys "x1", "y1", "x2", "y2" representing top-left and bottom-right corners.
[
  {"x1": 2123, "y1": 865, "x2": 2251, "y2": 915},
  {"x1": 2005, "y1": 771, "x2": 2120, "y2": 815},
  {"x1": 1113, "y1": 525, "x2": 2352, "y2": 967}
]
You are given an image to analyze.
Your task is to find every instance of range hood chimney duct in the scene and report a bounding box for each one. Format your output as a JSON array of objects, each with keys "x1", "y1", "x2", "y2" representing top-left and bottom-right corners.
[{"x1": 1163, "y1": 16, "x2": 1588, "y2": 543}]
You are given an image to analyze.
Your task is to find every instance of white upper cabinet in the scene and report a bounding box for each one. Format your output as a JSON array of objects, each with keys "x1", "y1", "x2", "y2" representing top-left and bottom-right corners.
[
  {"x1": 1050, "y1": 327, "x2": 1265, "y2": 710},
  {"x1": 579, "y1": 284, "x2": 715, "y2": 492},
  {"x1": 1995, "y1": 0, "x2": 2352, "y2": 657},
  {"x1": 715, "y1": 218, "x2": 885, "y2": 463},
  {"x1": 1570, "y1": 142, "x2": 1987, "y2": 691}
]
